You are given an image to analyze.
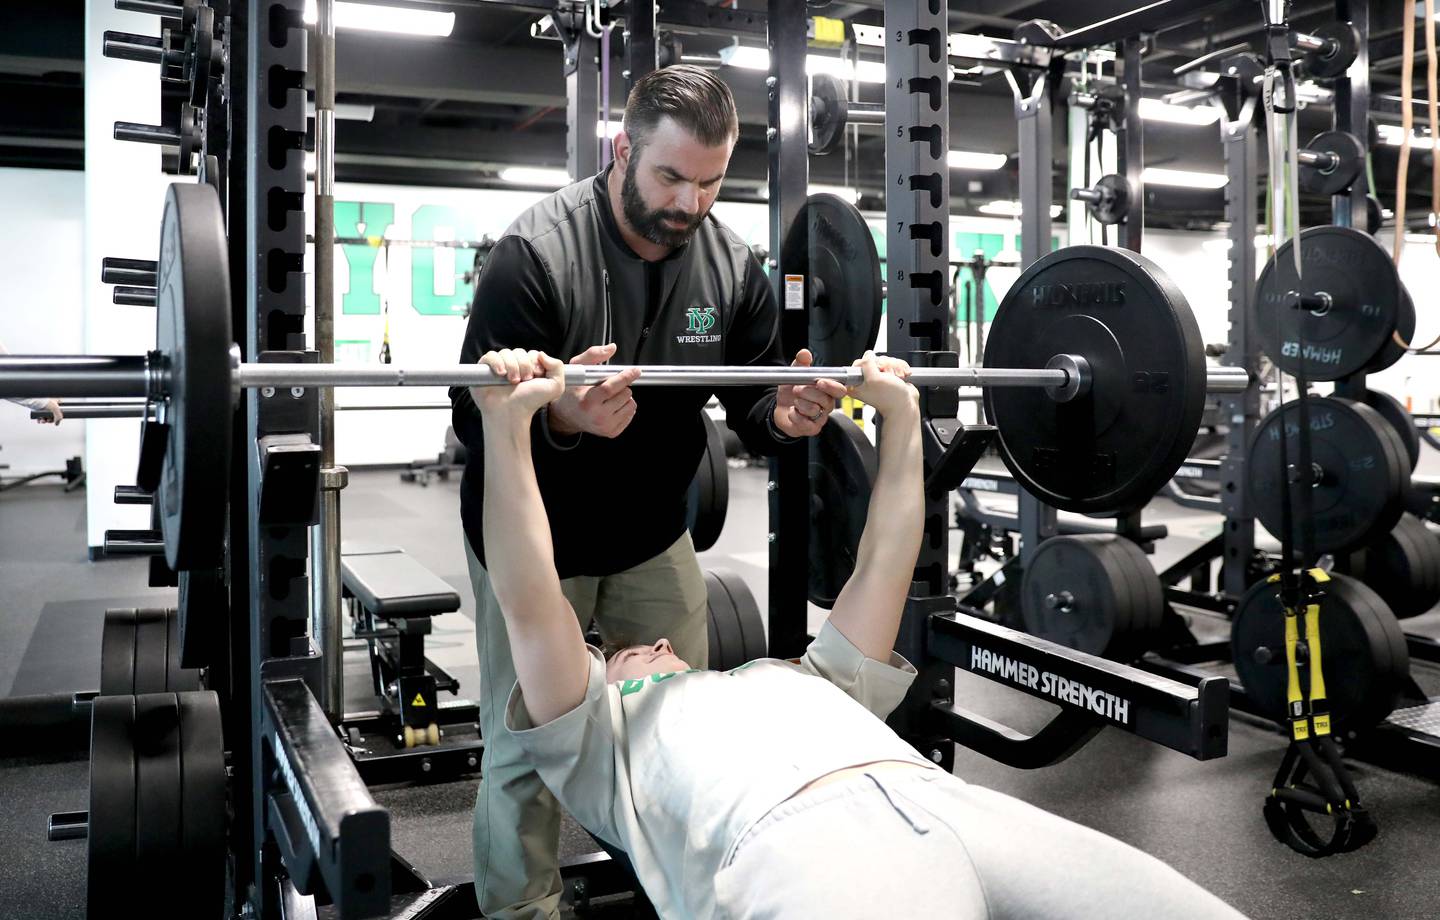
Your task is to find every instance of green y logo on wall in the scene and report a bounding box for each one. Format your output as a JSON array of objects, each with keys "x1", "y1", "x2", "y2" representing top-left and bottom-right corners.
[{"x1": 334, "y1": 200, "x2": 481, "y2": 316}]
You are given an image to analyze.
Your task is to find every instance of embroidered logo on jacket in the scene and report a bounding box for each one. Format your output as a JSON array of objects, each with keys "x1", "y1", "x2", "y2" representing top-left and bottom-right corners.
[{"x1": 677, "y1": 306, "x2": 721, "y2": 344}]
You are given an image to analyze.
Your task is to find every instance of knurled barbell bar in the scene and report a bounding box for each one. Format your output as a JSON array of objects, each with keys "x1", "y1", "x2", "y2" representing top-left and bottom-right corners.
[
  {"x1": 0, "y1": 184, "x2": 1254, "y2": 570},
  {"x1": 5, "y1": 353, "x2": 1246, "y2": 400}
]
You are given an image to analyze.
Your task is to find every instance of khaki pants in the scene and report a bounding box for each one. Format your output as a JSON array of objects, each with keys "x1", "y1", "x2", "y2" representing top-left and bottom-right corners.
[{"x1": 465, "y1": 531, "x2": 709, "y2": 920}]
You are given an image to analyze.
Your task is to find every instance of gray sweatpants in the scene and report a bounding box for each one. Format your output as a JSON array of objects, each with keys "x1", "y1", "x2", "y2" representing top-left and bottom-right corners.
[{"x1": 715, "y1": 769, "x2": 1247, "y2": 920}]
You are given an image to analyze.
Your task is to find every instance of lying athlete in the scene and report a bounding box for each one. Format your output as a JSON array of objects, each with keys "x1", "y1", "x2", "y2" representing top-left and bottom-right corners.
[{"x1": 472, "y1": 348, "x2": 1246, "y2": 920}]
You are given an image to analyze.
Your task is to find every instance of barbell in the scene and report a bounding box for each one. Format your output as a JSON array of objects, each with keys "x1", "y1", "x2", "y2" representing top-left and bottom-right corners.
[
  {"x1": 5, "y1": 351, "x2": 1246, "y2": 399},
  {"x1": 2, "y1": 184, "x2": 1253, "y2": 570}
]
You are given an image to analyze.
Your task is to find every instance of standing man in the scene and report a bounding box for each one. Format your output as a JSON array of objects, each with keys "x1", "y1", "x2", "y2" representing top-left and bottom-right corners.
[{"x1": 450, "y1": 65, "x2": 845, "y2": 919}]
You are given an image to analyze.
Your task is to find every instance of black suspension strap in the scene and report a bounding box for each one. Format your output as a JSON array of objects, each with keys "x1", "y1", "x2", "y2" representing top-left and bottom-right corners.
[
  {"x1": 1261, "y1": 569, "x2": 1378, "y2": 856},
  {"x1": 1256, "y1": 5, "x2": 1375, "y2": 857}
]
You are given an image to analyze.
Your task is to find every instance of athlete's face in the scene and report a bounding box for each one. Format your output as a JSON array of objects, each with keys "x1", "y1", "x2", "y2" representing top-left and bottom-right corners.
[{"x1": 606, "y1": 637, "x2": 690, "y2": 683}]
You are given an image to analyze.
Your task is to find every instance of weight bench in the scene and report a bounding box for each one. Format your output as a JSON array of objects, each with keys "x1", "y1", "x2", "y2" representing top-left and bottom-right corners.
[{"x1": 341, "y1": 542, "x2": 467, "y2": 749}]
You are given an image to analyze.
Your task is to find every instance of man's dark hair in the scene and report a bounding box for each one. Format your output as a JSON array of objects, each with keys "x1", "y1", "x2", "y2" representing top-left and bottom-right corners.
[{"x1": 623, "y1": 64, "x2": 739, "y2": 153}]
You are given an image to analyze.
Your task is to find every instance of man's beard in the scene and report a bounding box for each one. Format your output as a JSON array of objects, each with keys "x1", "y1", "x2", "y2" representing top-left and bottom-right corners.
[{"x1": 621, "y1": 155, "x2": 708, "y2": 248}]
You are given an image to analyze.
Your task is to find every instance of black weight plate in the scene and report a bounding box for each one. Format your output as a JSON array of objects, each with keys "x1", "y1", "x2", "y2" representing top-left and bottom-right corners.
[
  {"x1": 1366, "y1": 194, "x2": 1384, "y2": 235},
  {"x1": 149, "y1": 554, "x2": 179, "y2": 588},
  {"x1": 808, "y1": 412, "x2": 877, "y2": 608},
  {"x1": 133, "y1": 607, "x2": 171, "y2": 695},
  {"x1": 88, "y1": 694, "x2": 137, "y2": 910},
  {"x1": 1103, "y1": 536, "x2": 1147, "y2": 657},
  {"x1": 162, "y1": 606, "x2": 202, "y2": 691},
  {"x1": 100, "y1": 609, "x2": 138, "y2": 696},
  {"x1": 1231, "y1": 573, "x2": 1402, "y2": 731},
  {"x1": 1087, "y1": 174, "x2": 1130, "y2": 225},
  {"x1": 1416, "y1": 519, "x2": 1440, "y2": 614},
  {"x1": 711, "y1": 569, "x2": 767, "y2": 668},
  {"x1": 809, "y1": 72, "x2": 849, "y2": 156},
  {"x1": 176, "y1": 690, "x2": 227, "y2": 917},
  {"x1": 1020, "y1": 535, "x2": 1132, "y2": 657},
  {"x1": 178, "y1": 566, "x2": 225, "y2": 670},
  {"x1": 685, "y1": 412, "x2": 729, "y2": 553},
  {"x1": 1364, "y1": 285, "x2": 1413, "y2": 374},
  {"x1": 704, "y1": 569, "x2": 740, "y2": 671},
  {"x1": 186, "y1": 6, "x2": 214, "y2": 106},
  {"x1": 1399, "y1": 516, "x2": 1439, "y2": 613},
  {"x1": 1307, "y1": 21, "x2": 1360, "y2": 79},
  {"x1": 1117, "y1": 537, "x2": 1166, "y2": 639},
  {"x1": 155, "y1": 182, "x2": 232, "y2": 570},
  {"x1": 1365, "y1": 514, "x2": 1440, "y2": 619},
  {"x1": 705, "y1": 587, "x2": 725, "y2": 673},
  {"x1": 1363, "y1": 388, "x2": 1420, "y2": 470},
  {"x1": 983, "y1": 245, "x2": 1206, "y2": 513},
  {"x1": 782, "y1": 193, "x2": 883, "y2": 367},
  {"x1": 1254, "y1": 226, "x2": 1402, "y2": 381},
  {"x1": 1100, "y1": 536, "x2": 1139, "y2": 643},
  {"x1": 133, "y1": 693, "x2": 183, "y2": 887},
  {"x1": 1250, "y1": 398, "x2": 1406, "y2": 553},
  {"x1": 1329, "y1": 576, "x2": 1408, "y2": 723},
  {"x1": 1298, "y1": 130, "x2": 1365, "y2": 196}
]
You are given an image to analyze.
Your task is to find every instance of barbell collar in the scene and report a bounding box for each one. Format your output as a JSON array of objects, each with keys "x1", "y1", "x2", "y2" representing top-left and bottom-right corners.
[
  {"x1": 1291, "y1": 31, "x2": 1328, "y2": 54},
  {"x1": 1287, "y1": 290, "x2": 1333, "y2": 315},
  {"x1": 1045, "y1": 354, "x2": 1090, "y2": 402},
  {"x1": 1297, "y1": 148, "x2": 1338, "y2": 173}
]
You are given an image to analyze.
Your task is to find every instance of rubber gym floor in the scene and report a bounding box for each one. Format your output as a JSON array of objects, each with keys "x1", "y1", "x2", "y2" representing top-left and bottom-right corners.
[{"x1": 2, "y1": 464, "x2": 1437, "y2": 919}]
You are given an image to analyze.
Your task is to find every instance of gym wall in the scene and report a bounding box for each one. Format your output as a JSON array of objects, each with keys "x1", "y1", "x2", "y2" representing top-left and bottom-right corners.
[{"x1": 0, "y1": 168, "x2": 87, "y2": 479}]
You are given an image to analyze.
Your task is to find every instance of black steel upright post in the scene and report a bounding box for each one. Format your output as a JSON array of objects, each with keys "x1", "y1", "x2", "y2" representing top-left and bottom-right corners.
[
  {"x1": 1220, "y1": 90, "x2": 1262, "y2": 597},
  {"x1": 1332, "y1": 0, "x2": 1369, "y2": 228},
  {"x1": 244, "y1": 2, "x2": 319, "y2": 916},
  {"x1": 566, "y1": 30, "x2": 601, "y2": 180},
  {"x1": 624, "y1": 0, "x2": 657, "y2": 88},
  {"x1": 766, "y1": 0, "x2": 809, "y2": 660},
  {"x1": 1012, "y1": 69, "x2": 1058, "y2": 563},
  {"x1": 884, "y1": 0, "x2": 956, "y2": 773},
  {"x1": 1117, "y1": 37, "x2": 1145, "y2": 252},
  {"x1": 222, "y1": 0, "x2": 252, "y2": 894},
  {"x1": 885, "y1": 0, "x2": 952, "y2": 588}
]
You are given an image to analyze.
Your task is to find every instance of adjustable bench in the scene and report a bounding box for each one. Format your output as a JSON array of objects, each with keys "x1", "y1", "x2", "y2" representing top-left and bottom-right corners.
[{"x1": 340, "y1": 542, "x2": 469, "y2": 750}]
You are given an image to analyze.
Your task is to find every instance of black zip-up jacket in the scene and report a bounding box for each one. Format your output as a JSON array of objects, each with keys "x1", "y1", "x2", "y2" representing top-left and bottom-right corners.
[{"x1": 450, "y1": 167, "x2": 792, "y2": 577}]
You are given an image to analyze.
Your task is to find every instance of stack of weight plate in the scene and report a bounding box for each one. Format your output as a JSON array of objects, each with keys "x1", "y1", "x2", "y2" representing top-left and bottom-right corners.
[
  {"x1": 1018, "y1": 534, "x2": 1166, "y2": 661},
  {"x1": 89, "y1": 607, "x2": 227, "y2": 916},
  {"x1": 1359, "y1": 514, "x2": 1440, "y2": 619}
]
